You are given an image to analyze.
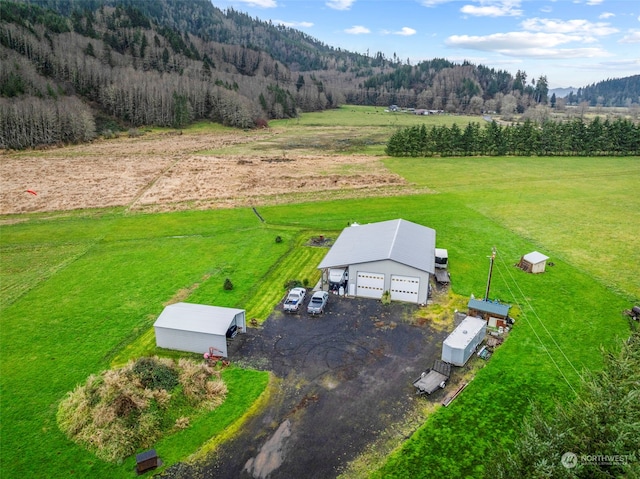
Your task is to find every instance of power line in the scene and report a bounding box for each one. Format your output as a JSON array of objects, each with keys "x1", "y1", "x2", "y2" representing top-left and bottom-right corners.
[{"x1": 493, "y1": 249, "x2": 580, "y2": 395}]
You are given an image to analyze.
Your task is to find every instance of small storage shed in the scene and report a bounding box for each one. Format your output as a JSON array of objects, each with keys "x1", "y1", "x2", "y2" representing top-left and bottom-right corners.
[
  {"x1": 154, "y1": 302, "x2": 246, "y2": 357},
  {"x1": 519, "y1": 251, "x2": 549, "y2": 274},
  {"x1": 441, "y1": 316, "x2": 487, "y2": 366},
  {"x1": 468, "y1": 298, "x2": 511, "y2": 328},
  {"x1": 317, "y1": 219, "x2": 436, "y2": 304}
]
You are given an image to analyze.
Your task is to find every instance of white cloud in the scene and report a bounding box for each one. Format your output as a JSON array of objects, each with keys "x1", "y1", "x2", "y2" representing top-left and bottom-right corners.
[
  {"x1": 445, "y1": 31, "x2": 611, "y2": 58},
  {"x1": 460, "y1": 0, "x2": 523, "y2": 17},
  {"x1": 586, "y1": 0, "x2": 603, "y2": 5},
  {"x1": 326, "y1": 0, "x2": 355, "y2": 10},
  {"x1": 521, "y1": 18, "x2": 618, "y2": 36},
  {"x1": 394, "y1": 27, "x2": 417, "y2": 36},
  {"x1": 599, "y1": 12, "x2": 615, "y2": 19},
  {"x1": 596, "y1": 59, "x2": 640, "y2": 69},
  {"x1": 273, "y1": 20, "x2": 314, "y2": 28},
  {"x1": 421, "y1": 0, "x2": 455, "y2": 6},
  {"x1": 620, "y1": 30, "x2": 640, "y2": 44},
  {"x1": 235, "y1": 0, "x2": 277, "y2": 7},
  {"x1": 345, "y1": 25, "x2": 370, "y2": 34}
]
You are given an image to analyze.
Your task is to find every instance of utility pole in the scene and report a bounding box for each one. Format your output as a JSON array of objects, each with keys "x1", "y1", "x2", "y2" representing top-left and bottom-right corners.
[{"x1": 484, "y1": 247, "x2": 496, "y2": 301}]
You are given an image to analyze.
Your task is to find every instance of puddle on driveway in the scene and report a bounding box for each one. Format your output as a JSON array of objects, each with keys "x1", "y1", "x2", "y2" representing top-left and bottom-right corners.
[{"x1": 244, "y1": 419, "x2": 292, "y2": 479}]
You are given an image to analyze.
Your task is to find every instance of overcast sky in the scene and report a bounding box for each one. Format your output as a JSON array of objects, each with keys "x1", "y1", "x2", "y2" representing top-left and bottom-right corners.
[{"x1": 211, "y1": 0, "x2": 640, "y2": 89}]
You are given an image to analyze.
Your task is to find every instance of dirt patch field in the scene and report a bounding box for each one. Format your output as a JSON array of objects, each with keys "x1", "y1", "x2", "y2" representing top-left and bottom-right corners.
[{"x1": 0, "y1": 129, "x2": 418, "y2": 216}]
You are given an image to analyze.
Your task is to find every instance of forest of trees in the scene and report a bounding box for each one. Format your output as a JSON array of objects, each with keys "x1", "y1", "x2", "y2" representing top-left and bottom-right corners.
[
  {"x1": 0, "y1": 0, "x2": 340, "y2": 149},
  {"x1": 0, "y1": 0, "x2": 638, "y2": 150},
  {"x1": 385, "y1": 117, "x2": 640, "y2": 157},
  {"x1": 567, "y1": 75, "x2": 640, "y2": 108}
]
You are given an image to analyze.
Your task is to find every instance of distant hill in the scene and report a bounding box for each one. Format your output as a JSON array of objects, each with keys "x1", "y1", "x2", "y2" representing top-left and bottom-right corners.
[
  {"x1": 549, "y1": 87, "x2": 577, "y2": 98},
  {"x1": 1, "y1": 0, "x2": 637, "y2": 150},
  {"x1": 565, "y1": 75, "x2": 640, "y2": 107}
]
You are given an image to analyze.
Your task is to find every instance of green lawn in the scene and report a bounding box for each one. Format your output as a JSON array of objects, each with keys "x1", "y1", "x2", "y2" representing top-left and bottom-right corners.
[
  {"x1": 1, "y1": 114, "x2": 638, "y2": 478},
  {"x1": 0, "y1": 209, "x2": 281, "y2": 478},
  {"x1": 385, "y1": 156, "x2": 640, "y2": 299}
]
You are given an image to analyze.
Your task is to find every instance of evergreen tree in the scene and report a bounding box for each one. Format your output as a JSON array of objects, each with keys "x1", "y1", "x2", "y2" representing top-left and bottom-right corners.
[{"x1": 485, "y1": 330, "x2": 640, "y2": 479}]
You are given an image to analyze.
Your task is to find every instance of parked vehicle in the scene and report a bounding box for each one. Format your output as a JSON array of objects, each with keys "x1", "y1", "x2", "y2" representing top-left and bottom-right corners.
[
  {"x1": 307, "y1": 291, "x2": 329, "y2": 315},
  {"x1": 226, "y1": 324, "x2": 238, "y2": 338},
  {"x1": 328, "y1": 268, "x2": 348, "y2": 292},
  {"x1": 413, "y1": 360, "x2": 451, "y2": 395},
  {"x1": 284, "y1": 287, "x2": 306, "y2": 312}
]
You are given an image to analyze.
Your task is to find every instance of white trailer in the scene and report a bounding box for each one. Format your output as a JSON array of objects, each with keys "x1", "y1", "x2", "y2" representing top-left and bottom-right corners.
[{"x1": 441, "y1": 316, "x2": 486, "y2": 366}]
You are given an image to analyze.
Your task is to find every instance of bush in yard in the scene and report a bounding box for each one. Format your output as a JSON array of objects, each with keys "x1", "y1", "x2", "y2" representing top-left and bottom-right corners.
[
  {"x1": 284, "y1": 279, "x2": 303, "y2": 289},
  {"x1": 56, "y1": 357, "x2": 227, "y2": 463},
  {"x1": 131, "y1": 356, "x2": 179, "y2": 390},
  {"x1": 381, "y1": 290, "x2": 391, "y2": 305}
]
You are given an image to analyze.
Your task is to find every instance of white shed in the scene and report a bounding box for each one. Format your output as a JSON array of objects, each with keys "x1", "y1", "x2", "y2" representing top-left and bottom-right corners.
[
  {"x1": 153, "y1": 302, "x2": 246, "y2": 357},
  {"x1": 519, "y1": 251, "x2": 550, "y2": 274},
  {"x1": 441, "y1": 316, "x2": 487, "y2": 366}
]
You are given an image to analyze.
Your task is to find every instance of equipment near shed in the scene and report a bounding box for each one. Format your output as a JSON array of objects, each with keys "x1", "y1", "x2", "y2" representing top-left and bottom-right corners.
[
  {"x1": 624, "y1": 306, "x2": 640, "y2": 321},
  {"x1": 413, "y1": 360, "x2": 451, "y2": 395},
  {"x1": 441, "y1": 316, "x2": 487, "y2": 366},
  {"x1": 435, "y1": 269, "x2": 450, "y2": 285}
]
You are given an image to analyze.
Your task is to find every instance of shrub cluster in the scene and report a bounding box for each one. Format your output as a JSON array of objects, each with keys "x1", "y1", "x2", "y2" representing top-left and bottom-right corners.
[{"x1": 56, "y1": 356, "x2": 227, "y2": 463}]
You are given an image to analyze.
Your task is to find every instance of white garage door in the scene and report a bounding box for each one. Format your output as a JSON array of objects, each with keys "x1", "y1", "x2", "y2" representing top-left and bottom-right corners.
[
  {"x1": 390, "y1": 275, "x2": 420, "y2": 303},
  {"x1": 356, "y1": 272, "x2": 384, "y2": 299}
]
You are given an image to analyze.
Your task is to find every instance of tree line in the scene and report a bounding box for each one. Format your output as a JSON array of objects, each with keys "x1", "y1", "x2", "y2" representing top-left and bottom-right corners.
[
  {"x1": 567, "y1": 74, "x2": 640, "y2": 108},
  {"x1": 0, "y1": 1, "x2": 339, "y2": 149},
  {"x1": 385, "y1": 117, "x2": 640, "y2": 157},
  {"x1": 2, "y1": 0, "x2": 638, "y2": 150}
]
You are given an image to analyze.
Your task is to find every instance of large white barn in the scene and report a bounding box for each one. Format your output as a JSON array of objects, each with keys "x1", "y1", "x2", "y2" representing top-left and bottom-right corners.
[
  {"x1": 154, "y1": 302, "x2": 245, "y2": 357},
  {"x1": 317, "y1": 219, "x2": 436, "y2": 304}
]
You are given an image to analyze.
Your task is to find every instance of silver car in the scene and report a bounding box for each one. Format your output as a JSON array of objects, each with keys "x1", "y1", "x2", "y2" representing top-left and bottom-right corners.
[{"x1": 307, "y1": 291, "x2": 329, "y2": 315}]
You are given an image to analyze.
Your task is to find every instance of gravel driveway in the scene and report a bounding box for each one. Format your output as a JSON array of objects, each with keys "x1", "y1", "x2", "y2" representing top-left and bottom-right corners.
[{"x1": 162, "y1": 294, "x2": 451, "y2": 479}]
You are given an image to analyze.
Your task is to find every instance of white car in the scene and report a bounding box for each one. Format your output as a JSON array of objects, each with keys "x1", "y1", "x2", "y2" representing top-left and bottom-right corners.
[
  {"x1": 283, "y1": 287, "x2": 306, "y2": 312},
  {"x1": 307, "y1": 291, "x2": 329, "y2": 315}
]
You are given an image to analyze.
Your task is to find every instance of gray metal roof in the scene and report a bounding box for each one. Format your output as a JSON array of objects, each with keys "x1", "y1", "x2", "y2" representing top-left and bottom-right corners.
[
  {"x1": 318, "y1": 219, "x2": 436, "y2": 273},
  {"x1": 523, "y1": 251, "x2": 549, "y2": 264},
  {"x1": 154, "y1": 302, "x2": 244, "y2": 336},
  {"x1": 443, "y1": 315, "x2": 486, "y2": 349}
]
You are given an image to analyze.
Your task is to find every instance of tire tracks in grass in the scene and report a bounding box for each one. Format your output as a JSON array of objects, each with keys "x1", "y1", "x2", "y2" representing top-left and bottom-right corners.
[{"x1": 126, "y1": 155, "x2": 184, "y2": 212}]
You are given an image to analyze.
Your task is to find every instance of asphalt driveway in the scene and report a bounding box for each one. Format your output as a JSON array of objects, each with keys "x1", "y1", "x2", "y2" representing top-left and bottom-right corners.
[{"x1": 162, "y1": 293, "x2": 452, "y2": 479}]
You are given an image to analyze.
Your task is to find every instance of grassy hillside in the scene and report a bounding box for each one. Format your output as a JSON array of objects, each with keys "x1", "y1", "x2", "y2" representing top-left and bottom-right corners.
[{"x1": 1, "y1": 108, "x2": 638, "y2": 478}]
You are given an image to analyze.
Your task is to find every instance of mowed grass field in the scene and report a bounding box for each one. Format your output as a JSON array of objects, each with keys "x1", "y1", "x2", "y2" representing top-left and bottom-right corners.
[{"x1": 1, "y1": 106, "x2": 639, "y2": 478}]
